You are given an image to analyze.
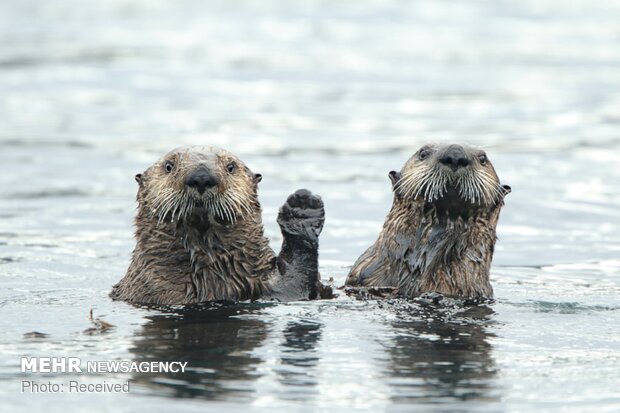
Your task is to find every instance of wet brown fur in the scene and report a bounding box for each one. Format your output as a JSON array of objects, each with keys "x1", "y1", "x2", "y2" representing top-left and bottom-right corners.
[
  {"x1": 346, "y1": 144, "x2": 510, "y2": 299},
  {"x1": 111, "y1": 146, "x2": 324, "y2": 305}
]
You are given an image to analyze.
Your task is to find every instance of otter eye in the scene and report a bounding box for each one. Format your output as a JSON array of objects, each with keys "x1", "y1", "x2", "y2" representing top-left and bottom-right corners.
[
  {"x1": 478, "y1": 154, "x2": 488, "y2": 165},
  {"x1": 164, "y1": 160, "x2": 174, "y2": 173},
  {"x1": 418, "y1": 148, "x2": 432, "y2": 160},
  {"x1": 227, "y1": 162, "x2": 236, "y2": 173}
]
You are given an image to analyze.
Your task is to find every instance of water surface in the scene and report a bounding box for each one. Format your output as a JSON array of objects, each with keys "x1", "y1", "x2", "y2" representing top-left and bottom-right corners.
[{"x1": 1, "y1": 0, "x2": 620, "y2": 412}]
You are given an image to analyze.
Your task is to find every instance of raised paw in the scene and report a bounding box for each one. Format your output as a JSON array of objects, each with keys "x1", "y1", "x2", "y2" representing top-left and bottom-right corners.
[{"x1": 277, "y1": 189, "x2": 325, "y2": 242}]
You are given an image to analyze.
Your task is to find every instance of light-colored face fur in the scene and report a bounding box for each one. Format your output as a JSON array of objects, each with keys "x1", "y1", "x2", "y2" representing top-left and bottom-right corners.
[
  {"x1": 136, "y1": 146, "x2": 261, "y2": 224},
  {"x1": 394, "y1": 144, "x2": 507, "y2": 208}
]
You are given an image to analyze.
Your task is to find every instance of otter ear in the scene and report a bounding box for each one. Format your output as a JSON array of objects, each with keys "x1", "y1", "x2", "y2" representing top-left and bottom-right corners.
[
  {"x1": 389, "y1": 171, "x2": 401, "y2": 187},
  {"x1": 502, "y1": 184, "x2": 512, "y2": 195},
  {"x1": 135, "y1": 173, "x2": 143, "y2": 185},
  {"x1": 253, "y1": 173, "x2": 262, "y2": 184}
]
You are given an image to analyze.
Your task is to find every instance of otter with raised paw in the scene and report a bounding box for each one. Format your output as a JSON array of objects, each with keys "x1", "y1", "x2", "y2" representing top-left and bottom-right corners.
[
  {"x1": 111, "y1": 145, "x2": 331, "y2": 305},
  {"x1": 346, "y1": 144, "x2": 510, "y2": 299}
]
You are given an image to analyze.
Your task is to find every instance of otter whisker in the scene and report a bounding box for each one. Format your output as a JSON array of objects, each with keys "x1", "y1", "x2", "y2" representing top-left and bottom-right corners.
[
  {"x1": 474, "y1": 175, "x2": 486, "y2": 204},
  {"x1": 174, "y1": 195, "x2": 185, "y2": 221},
  {"x1": 162, "y1": 193, "x2": 181, "y2": 220},
  {"x1": 167, "y1": 193, "x2": 185, "y2": 220},
  {"x1": 177, "y1": 193, "x2": 193, "y2": 221},
  {"x1": 435, "y1": 168, "x2": 449, "y2": 201},
  {"x1": 226, "y1": 197, "x2": 237, "y2": 223},
  {"x1": 421, "y1": 169, "x2": 435, "y2": 201},
  {"x1": 475, "y1": 171, "x2": 496, "y2": 205},
  {"x1": 478, "y1": 177, "x2": 493, "y2": 204},
  {"x1": 151, "y1": 189, "x2": 180, "y2": 224},
  {"x1": 186, "y1": 194, "x2": 195, "y2": 217},
  {"x1": 219, "y1": 194, "x2": 233, "y2": 223},
  {"x1": 399, "y1": 164, "x2": 434, "y2": 201},
  {"x1": 219, "y1": 196, "x2": 234, "y2": 224},
  {"x1": 461, "y1": 173, "x2": 470, "y2": 203},
  {"x1": 481, "y1": 170, "x2": 505, "y2": 204},
  {"x1": 209, "y1": 197, "x2": 223, "y2": 222},
  {"x1": 218, "y1": 195, "x2": 233, "y2": 223},
  {"x1": 228, "y1": 193, "x2": 243, "y2": 221},
  {"x1": 228, "y1": 191, "x2": 254, "y2": 218},
  {"x1": 426, "y1": 167, "x2": 446, "y2": 202},
  {"x1": 146, "y1": 188, "x2": 169, "y2": 214},
  {"x1": 405, "y1": 166, "x2": 431, "y2": 201},
  {"x1": 462, "y1": 172, "x2": 478, "y2": 204}
]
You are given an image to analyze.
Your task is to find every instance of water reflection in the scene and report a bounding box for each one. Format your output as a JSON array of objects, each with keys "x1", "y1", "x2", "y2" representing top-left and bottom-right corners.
[
  {"x1": 128, "y1": 304, "x2": 269, "y2": 401},
  {"x1": 277, "y1": 319, "x2": 322, "y2": 400},
  {"x1": 385, "y1": 303, "x2": 497, "y2": 405}
]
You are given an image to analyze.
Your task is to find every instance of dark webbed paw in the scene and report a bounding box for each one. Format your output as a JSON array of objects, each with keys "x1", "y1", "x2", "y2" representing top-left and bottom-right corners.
[
  {"x1": 277, "y1": 189, "x2": 325, "y2": 244},
  {"x1": 272, "y1": 189, "x2": 326, "y2": 301}
]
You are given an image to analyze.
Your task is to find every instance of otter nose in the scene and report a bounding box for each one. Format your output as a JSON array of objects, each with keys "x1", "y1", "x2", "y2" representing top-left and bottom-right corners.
[
  {"x1": 439, "y1": 145, "x2": 471, "y2": 171},
  {"x1": 186, "y1": 169, "x2": 219, "y2": 194}
]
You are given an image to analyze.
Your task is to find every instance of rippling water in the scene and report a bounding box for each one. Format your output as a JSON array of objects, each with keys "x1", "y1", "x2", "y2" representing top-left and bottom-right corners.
[{"x1": 1, "y1": 0, "x2": 620, "y2": 412}]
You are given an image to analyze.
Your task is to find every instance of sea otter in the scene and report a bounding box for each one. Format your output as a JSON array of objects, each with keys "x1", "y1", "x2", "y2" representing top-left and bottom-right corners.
[
  {"x1": 110, "y1": 145, "x2": 331, "y2": 305},
  {"x1": 346, "y1": 144, "x2": 510, "y2": 298}
]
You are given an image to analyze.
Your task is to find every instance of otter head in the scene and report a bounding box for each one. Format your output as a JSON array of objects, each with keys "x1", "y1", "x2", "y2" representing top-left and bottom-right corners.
[
  {"x1": 135, "y1": 146, "x2": 262, "y2": 224},
  {"x1": 390, "y1": 144, "x2": 510, "y2": 220}
]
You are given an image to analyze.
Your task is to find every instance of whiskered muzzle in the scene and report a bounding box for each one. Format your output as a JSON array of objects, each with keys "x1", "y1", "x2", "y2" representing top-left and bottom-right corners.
[
  {"x1": 397, "y1": 164, "x2": 505, "y2": 207},
  {"x1": 145, "y1": 187, "x2": 255, "y2": 225},
  {"x1": 145, "y1": 187, "x2": 195, "y2": 224}
]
